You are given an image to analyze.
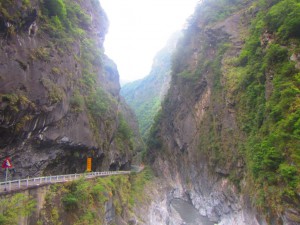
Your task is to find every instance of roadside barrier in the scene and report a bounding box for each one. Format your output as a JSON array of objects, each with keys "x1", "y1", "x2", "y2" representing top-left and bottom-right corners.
[{"x1": 0, "y1": 171, "x2": 131, "y2": 192}]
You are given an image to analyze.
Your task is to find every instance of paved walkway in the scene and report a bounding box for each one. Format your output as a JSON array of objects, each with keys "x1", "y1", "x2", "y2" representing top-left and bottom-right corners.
[{"x1": 0, "y1": 170, "x2": 132, "y2": 194}]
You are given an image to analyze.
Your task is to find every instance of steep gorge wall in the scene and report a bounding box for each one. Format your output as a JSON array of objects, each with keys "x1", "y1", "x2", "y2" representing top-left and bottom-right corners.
[
  {"x1": 121, "y1": 33, "x2": 179, "y2": 139},
  {"x1": 0, "y1": 0, "x2": 137, "y2": 178},
  {"x1": 148, "y1": 0, "x2": 300, "y2": 224}
]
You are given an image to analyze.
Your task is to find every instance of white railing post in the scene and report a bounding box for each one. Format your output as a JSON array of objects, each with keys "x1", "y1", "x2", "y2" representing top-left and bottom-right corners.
[{"x1": 18, "y1": 180, "x2": 21, "y2": 189}]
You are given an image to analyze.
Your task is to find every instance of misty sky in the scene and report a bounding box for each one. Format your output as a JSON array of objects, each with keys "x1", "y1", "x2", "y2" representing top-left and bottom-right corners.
[{"x1": 100, "y1": 0, "x2": 199, "y2": 82}]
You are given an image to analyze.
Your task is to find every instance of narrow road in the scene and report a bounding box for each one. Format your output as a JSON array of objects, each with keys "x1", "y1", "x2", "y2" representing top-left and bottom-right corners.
[{"x1": 0, "y1": 170, "x2": 136, "y2": 194}]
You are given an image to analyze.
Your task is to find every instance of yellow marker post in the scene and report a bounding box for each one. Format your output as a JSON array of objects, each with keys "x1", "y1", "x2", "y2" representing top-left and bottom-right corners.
[{"x1": 87, "y1": 157, "x2": 92, "y2": 172}]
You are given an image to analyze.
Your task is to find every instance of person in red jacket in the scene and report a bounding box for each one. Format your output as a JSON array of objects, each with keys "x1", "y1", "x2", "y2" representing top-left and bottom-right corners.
[{"x1": 2, "y1": 156, "x2": 16, "y2": 175}]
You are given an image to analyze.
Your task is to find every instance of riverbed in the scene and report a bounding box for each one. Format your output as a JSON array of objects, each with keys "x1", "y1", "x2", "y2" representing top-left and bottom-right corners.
[{"x1": 170, "y1": 199, "x2": 215, "y2": 225}]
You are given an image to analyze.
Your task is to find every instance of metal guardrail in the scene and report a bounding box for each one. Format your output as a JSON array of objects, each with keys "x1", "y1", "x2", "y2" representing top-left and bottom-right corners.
[{"x1": 0, "y1": 171, "x2": 131, "y2": 193}]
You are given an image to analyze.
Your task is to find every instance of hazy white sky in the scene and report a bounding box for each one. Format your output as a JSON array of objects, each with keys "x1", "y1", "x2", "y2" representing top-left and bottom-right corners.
[{"x1": 100, "y1": 0, "x2": 199, "y2": 82}]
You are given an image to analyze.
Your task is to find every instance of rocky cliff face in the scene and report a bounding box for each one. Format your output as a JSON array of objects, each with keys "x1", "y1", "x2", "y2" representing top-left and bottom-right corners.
[
  {"x1": 147, "y1": 0, "x2": 300, "y2": 224},
  {"x1": 0, "y1": 0, "x2": 137, "y2": 177}
]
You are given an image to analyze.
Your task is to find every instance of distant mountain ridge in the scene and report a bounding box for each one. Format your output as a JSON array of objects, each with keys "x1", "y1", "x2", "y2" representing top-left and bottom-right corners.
[{"x1": 121, "y1": 33, "x2": 180, "y2": 139}]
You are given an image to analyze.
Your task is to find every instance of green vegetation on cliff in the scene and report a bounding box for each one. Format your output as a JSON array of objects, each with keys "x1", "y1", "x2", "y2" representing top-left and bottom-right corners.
[
  {"x1": 233, "y1": 0, "x2": 300, "y2": 211},
  {"x1": 129, "y1": 167, "x2": 154, "y2": 204},
  {"x1": 0, "y1": 193, "x2": 36, "y2": 225},
  {"x1": 57, "y1": 176, "x2": 132, "y2": 224},
  {"x1": 148, "y1": 0, "x2": 300, "y2": 221},
  {"x1": 41, "y1": 0, "x2": 93, "y2": 40}
]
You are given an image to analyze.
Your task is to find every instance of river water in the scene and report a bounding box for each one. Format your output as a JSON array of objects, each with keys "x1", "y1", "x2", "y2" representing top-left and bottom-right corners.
[{"x1": 170, "y1": 199, "x2": 215, "y2": 225}]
